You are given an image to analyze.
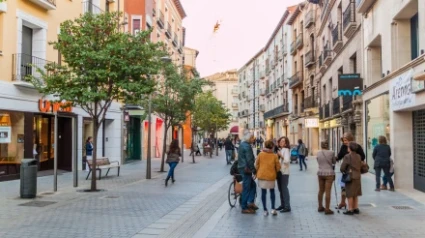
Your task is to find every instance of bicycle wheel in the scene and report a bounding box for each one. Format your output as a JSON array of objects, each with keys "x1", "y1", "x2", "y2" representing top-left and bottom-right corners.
[{"x1": 228, "y1": 181, "x2": 238, "y2": 208}]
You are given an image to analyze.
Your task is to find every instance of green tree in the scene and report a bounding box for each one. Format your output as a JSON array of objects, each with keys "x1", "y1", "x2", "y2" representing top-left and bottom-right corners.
[
  {"x1": 29, "y1": 12, "x2": 166, "y2": 191},
  {"x1": 149, "y1": 64, "x2": 206, "y2": 171},
  {"x1": 192, "y1": 91, "x2": 232, "y2": 140}
]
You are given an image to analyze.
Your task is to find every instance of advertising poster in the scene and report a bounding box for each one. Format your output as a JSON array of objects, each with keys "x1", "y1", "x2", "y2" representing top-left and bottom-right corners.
[{"x1": 0, "y1": 126, "x2": 11, "y2": 143}]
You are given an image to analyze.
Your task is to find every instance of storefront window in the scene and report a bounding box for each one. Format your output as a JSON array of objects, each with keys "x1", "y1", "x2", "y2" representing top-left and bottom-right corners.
[
  {"x1": 33, "y1": 115, "x2": 55, "y2": 170},
  {"x1": 0, "y1": 112, "x2": 25, "y2": 176},
  {"x1": 366, "y1": 93, "x2": 390, "y2": 171}
]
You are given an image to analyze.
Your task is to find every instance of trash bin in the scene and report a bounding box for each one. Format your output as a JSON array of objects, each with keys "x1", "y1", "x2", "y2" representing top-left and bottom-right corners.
[{"x1": 20, "y1": 158, "x2": 38, "y2": 198}]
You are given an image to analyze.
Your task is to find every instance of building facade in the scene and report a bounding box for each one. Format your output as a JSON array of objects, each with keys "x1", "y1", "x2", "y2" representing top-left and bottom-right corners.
[{"x1": 0, "y1": 0, "x2": 124, "y2": 181}]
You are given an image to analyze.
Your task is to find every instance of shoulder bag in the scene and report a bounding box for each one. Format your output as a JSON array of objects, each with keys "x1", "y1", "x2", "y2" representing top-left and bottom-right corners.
[
  {"x1": 341, "y1": 155, "x2": 352, "y2": 183},
  {"x1": 361, "y1": 161, "x2": 369, "y2": 174}
]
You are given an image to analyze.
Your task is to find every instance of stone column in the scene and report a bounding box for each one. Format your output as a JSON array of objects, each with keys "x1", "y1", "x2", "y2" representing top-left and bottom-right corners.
[{"x1": 353, "y1": 97, "x2": 363, "y2": 146}]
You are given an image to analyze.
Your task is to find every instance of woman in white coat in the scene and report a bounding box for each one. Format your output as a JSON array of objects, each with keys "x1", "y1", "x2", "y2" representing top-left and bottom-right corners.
[{"x1": 276, "y1": 136, "x2": 291, "y2": 213}]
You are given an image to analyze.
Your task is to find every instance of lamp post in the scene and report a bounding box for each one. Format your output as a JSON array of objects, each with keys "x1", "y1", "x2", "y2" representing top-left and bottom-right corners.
[
  {"x1": 146, "y1": 56, "x2": 172, "y2": 179},
  {"x1": 53, "y1": 110, "x2": 58, "y2": 192}
]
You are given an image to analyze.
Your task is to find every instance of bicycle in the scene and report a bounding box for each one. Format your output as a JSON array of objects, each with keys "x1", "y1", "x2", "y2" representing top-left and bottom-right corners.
[{"x1": 228, "y1": 174, "x2": 257, "y2": 208}]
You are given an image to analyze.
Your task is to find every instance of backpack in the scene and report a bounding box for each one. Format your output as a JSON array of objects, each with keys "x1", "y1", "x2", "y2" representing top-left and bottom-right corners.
[{"x1": 304, "y1": 146, "x2": 309, "y2": 156}]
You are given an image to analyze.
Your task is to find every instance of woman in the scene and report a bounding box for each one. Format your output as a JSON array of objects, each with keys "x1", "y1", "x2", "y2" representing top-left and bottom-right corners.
[
  {"x1": 336, "y1": 132, "x2": 365, "y2": 209},
  {"x1": 316, "y1": 141, "x2": 336, "y2": 215},
  {"x1": 165, "y1": 139, "x2": 181, "y2": 186},
  {"x1": 340, "y1": 142, "x2": 362, "y2": 215},
  {"x1": 85, "y1": 137, "x2": 93, "y2": 171},
  {"x1": 255, "y1": 140, "x2": 281, "y2": 216},
  {"x1": 276, "y1": 136, "x2": 292, "y2": 213},
  {"x1": 297, "y1": 139, "x2": 307, "y2": 171},
  {"x1": 373, "y1": 136, "x2": 394, "y2": 191}
]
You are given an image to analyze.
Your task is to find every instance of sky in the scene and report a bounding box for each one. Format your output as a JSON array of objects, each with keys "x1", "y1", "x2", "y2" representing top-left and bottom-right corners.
[{"x1": 180, "y1": 0, "x2": 302, "y2": 77}]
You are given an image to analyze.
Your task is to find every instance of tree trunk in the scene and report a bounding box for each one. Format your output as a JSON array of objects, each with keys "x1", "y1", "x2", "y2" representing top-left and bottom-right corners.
[
  {"x1": 160, "y1": 119, "x2": 169, "y2": 172},
  {"x1": 90, "y1": 118, "x2": 99, "y2": 191}
]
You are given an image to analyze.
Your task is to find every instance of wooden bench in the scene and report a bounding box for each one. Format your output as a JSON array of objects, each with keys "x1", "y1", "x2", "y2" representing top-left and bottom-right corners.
[{"x1": 86, "y1": 157, "x2": 120, "y2": 180}]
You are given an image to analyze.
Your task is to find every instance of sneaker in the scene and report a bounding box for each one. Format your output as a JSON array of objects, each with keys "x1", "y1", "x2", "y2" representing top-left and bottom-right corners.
[
  {"x1": 271, "y1": 209, "x2": 278, "y2": 216},
  {"x1": 263, "y1": 211, "x2": 269, "y2": 216},
  {"x1": 375, "y1": 188, "x2": 380, "y2": 192},
  {"x1": 380, "y1": 185, "x2": 388, "y2": 190},
  {"x1": 276, "y1": 206, "x2": 284, "y2": 211},
  {"x1": 325, "y1": 209, "x2": 334, "y2": 215},
  {"x1": 280, "y1": 208, "x2": 291, "y2": 213},
  {"x1": 241, "y1": 209, "x2": 256, "y2": 214},
  {"x1": 318, "y1": 207, "x2": 325, "y2": 212},
  {"x1": 248, "y1": 203, "x2": 259, "y2": 210}
]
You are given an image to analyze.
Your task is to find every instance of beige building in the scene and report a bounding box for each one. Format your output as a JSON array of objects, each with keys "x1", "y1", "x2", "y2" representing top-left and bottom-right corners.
[{"x1": 204, "y1": 70, "x2": 239, "y2": 139}]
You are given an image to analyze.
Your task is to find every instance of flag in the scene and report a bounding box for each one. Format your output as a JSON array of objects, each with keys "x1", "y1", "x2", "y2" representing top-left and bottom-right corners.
[{"x1": 307, "y1": 0, "x2": 320, "y2": 4}]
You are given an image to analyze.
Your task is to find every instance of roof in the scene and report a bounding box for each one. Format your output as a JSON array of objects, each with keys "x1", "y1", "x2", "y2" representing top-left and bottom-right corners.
[
  {"x1": 287, "y1": 3, "x2": 304, "y2": 25},
  {"x1": 264, "y1": 10, "x2": 291, "y2": 49},
  {"x1": 173, "y1": 0, "x2": 187, "y2": 19}
]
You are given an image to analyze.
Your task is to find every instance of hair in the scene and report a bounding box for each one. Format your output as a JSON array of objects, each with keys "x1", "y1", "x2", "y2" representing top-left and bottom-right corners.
[
  {"x1": 86, "y1": 136, "x2": 92, "y2": 143},
  {"x1": 264, "y1": 140, "x2": 274, "y2": 149},
  {"x1": 321, "y1": 141, "x2": 329, "y2": 149},
  {"x1": 378, "y1": 135, "x2": 387, "y2": 144},
  {"x1": 168, "y1": 139, "x2": 180, "y2": 154},
  {"x1": 343, "y1": 132, "x2": 354, "y2": 142},
  {"x1": 241, "y1": 129, "x2": 253, "y2": 142},
  {"x1": 348, "y1": 141, "x2": 358, "y2": 152},
  {"x1": 298, "y1": 139, "x2": 303, "y2": 144},
  {"x1": 278, "y1": 136, "x2": 291, "y2": 149}
]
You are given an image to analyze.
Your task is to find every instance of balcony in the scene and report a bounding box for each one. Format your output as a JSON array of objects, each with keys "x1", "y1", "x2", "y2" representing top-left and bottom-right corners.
[
  {"x1": 172, "y1": 33, "x2": 178, "y2": 47},
  {"x1": 342, "y1": 96, "x2": 353, "y2": 111},
  {"x1": 260, "y1": 70, "x2": 265, "y2": 79},
  {"x1": 323, "y1": 46, "x2": 332, "y2": 66},
  {"x1": 266, "y1": 88, "x2": 271, "y2": 97},
  {"x1": 165, "y1": 23, "x2": 172, "y2": 39},
  {"x1": 296, "y1": 34, "x2": 303, "y2": 50},
  {"x1": 324, "y1": 103, "x2": 330, "y2": 118},
  {"x1": 305, "y1": 10, "x2": 315, "y2": 28},
  {"x1": 319, "y1": 106, "x2": 324, "y2": 120},
  {"x1": 264, "y1": 104, "x2": 289, "y2": 119},
  {"x1": 332, "y1": 23, "x2": 343, "y2": 53},
  {"x1": 273, "y1": 81, "x2": 278, "y2": 91},
  {"x1": 82, "y1": 1, "x2": 102, "y2": 14},
  {"x1": 259, "y1": 104, "x2": 265, "y2": 112},
  {"x1": 29, "y1": 0, "x2": 56, "y2": 10},
  {"x1": 231, "y1": 89, "x2": 239, "y2": 94},
  {"x1": 290, "y1": 41, "x2": 297, "y2": 55},
  {"x1": 178, "y1": 46, "x2": 183, "y2": 54},
  {"x1": 232, "y1": 103, "x2": 238, "y2": 108},
  {"x1": 12, "y1": 53, "x2": 53, "y2": 85},
  {"x1": 282, "y1": 44, "x2": 287, "y2": 56},
  {"x1": 157, "y1": 11, "x2": 165, "y2": 29},
  {"x1": 357, "y1": 0, "x2": 376, "y2": 14},
  {"x1": 304, "y1": 96, "x2": 317, "y2": 109},
  {"x1": 319, "y1": 52, "x2": 326, "y2": 74},
  {"x1": 280, "y1": 75, "x2": 286, "y2": 87},
  {"x1": 289, "y1": 72, "x2": 302, "y2": 89},
  {"x1": 305, "y1": 50, "x2": 314, "y2": 67},
  {"x1": 152, "y1": 8, "x2": 156, "y2": 17},
  {"x1": 333, "y1": 97, "x2": 340, "y2": 115},
  {"x1": 260, "y1": 88, "x2": 266, "y2": 96},
  {"x1": 343, "y1": 2, "x2": 357, "y2": 38}
]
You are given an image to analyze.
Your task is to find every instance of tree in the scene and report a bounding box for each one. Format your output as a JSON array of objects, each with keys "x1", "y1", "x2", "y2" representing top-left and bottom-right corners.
[
  {"x1": 149, "y1": 64, "x2": 206, "y2": 172},
  {"x1": 29, "y1": 12, "x2": 166, "y2": 191},
  {"x1": 192, "y1": 91, "x2": 232, "y2": 140}
]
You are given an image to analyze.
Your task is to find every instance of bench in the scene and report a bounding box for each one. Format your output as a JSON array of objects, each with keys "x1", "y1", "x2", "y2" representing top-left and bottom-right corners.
[{"x1": 86, "y1": 157, "x2": 120, "y2": 180}]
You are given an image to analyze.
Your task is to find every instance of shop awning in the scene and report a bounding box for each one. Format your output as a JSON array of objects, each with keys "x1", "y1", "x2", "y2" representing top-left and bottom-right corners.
[{"x1": 230, "y1": 126, "x2": 239, "y2": 134}]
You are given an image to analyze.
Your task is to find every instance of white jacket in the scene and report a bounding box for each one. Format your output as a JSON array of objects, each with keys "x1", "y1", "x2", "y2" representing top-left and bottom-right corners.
[{"x1": 279, "y1": 148, "x2": 291, "y2": 175}]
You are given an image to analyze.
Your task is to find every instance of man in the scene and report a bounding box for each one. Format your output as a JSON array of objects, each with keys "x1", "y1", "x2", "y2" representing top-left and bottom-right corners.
[
  {"x1": 238, "y1": 130, "x2": 258, "y2": 214},
  {"x1": 224, "y1": 137, "x2": 234, "y2": 165}
]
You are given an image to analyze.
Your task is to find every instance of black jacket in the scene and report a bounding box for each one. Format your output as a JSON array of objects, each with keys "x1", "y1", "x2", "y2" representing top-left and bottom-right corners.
[
  {"x1": 337, "y1": 143, "x2": 365, "y2": 162},
  {"x1": 224, "y1": 139, "x2": 234, "y2": 150},
  {"x1": 372, "y1": 144, "x2": 391, "y2": 168}
]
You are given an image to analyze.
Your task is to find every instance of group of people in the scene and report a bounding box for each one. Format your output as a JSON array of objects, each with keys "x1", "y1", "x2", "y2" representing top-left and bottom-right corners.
[{"x1": 233, "y1": 130, "x2": 395, "y2": 216}]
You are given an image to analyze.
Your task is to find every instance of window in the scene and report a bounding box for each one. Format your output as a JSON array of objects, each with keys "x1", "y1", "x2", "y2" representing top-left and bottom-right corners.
[
  {"x1": 133, "y1": 19, "x2": 141, "y2": 35},
  {"x1": 411, "y1": 13, "x2": 419, "y2": 60}
]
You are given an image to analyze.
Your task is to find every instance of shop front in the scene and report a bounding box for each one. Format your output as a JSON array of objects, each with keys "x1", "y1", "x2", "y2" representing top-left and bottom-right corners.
[
  {"x1": 319, "y1": 118, "x2": 343, "y2": 154},
  {"x1": 304, "y1": 118, "x2": 320, "y2": 155}
]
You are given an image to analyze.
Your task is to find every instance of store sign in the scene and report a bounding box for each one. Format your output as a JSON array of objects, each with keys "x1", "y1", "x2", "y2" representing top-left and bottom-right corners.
[
  {"x1": 39, "y1": 99, "x2": 72, "y2": 113},
  {"x1": 390, "y1": 69, "x2": 415, "y2": 111},
  {"x1": 305, "y1": 118, "x2": 319, "y2": 128},
  {"x1": 0, "y1": 126, "x2": 11, "y2": 143},
  {"x1": 338, "y1": 74, "x2": 363, "y2": 96}
]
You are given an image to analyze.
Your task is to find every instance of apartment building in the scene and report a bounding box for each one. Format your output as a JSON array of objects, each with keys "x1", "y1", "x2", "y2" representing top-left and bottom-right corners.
[
  {"x1": 0, "y1": 0, "x2": 125, "y2": 181},
  {"x1": 359, "y1": 0, "x2": 425, "y2": 192},
  {"x1": 204, "y1": 70, "x2": 239, "y2": 138}
]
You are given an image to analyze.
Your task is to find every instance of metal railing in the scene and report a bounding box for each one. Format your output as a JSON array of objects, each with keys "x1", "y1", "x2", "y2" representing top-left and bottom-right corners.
[
  {"x1": 304, "y1": 96, "x2": 317, "y2": 109},
  {"x1": 82, "y1": 1, "x2": 103, "y2": 14},
  {"x1": 319, "y1": 106, "x2": 324, "y2": 119},
  {"x1": 264, "y1": 104, "x2": 289, "y2": 119},
  {"x1": 305, "y1": 10, "x2": 315, "y2": 27},
  {"x1": 333, "y1": 97, "x2": 340, "y2": 115},
  {"x1": 289, "y1": 71, "x2": 301, "y2": 88},
  {"x1": 173, "y1": 33, "x2": 178, "y2": 46},
  {"x1": 319, "y1": 52, "x2": 323, "y2": 67},
  {"x1": 296, "y1": 34, "x2": 303, "y2": 49},
  {"x1": 332, "y1": 23, "x2": 341, "y2": 47},
  {"x1": 343, "y1": 2, "x2": 356, "y2": 31},
  {"x1": 290, "y1": 41, "x2": 296, "y2": 54},
  {"x1": 12, "y1": 53, "x2": 53, "y2": 83},
  {"x1": 305, "y1": 50, "x2": 314, "y2": 66},
  {"x1": 324, "y1": 103, "x2": 330, "y2": 118},
  {"x1": 342, "y1": 96, "x2": 353, "y2": 111},
  {"x1": 166, "y1": 23, "x2": 172, "y2": 38},
  {"x1": 157, "y1": 11, "x2": 165, "y2": 28}
]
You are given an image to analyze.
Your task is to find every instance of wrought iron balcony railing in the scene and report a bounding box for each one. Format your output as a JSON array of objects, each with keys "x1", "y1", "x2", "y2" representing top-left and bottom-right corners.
[{"x1": 12, "y1": 53, "x2": 53, "y2": 84}]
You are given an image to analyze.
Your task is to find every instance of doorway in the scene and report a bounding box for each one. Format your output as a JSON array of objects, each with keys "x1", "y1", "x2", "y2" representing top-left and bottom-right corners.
[
  {"x1": 126, "y1": 117, "x2": 141, "y2": 161},
  {"x1": 57, "y1": 117, "x2": 73, "y2": 171}
]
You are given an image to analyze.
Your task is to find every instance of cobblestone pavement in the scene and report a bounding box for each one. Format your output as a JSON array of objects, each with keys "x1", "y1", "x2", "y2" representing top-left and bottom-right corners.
[
  {"x1": 205, "y1": 157, "x2": 425, "y2": 238},
  {"x1": 3, "y1": 151, "x2": 425, "y2": 238}
]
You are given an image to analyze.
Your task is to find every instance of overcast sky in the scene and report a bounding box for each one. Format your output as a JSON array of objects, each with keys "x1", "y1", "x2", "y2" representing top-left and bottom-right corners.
[{"x1": 180, "y1": 0, "x2": 302, "y2": 77}]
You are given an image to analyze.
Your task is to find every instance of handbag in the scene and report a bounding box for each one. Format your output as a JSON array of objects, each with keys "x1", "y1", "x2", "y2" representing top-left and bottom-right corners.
[
  {"x1": 341, "y1": 155, "x2": 352, "y2": 183},
  {"x1": 360, "y1": 162, "x2": 369, "y2": 174}
]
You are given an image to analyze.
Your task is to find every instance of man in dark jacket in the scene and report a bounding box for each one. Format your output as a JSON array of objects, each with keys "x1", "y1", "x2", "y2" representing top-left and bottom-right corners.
[
  {"x1": 224, "y1": 137, "x2": 234, "y2": 165},
  {"x1": 238, "y1": 130, "x2": 258, "y2": 214}
]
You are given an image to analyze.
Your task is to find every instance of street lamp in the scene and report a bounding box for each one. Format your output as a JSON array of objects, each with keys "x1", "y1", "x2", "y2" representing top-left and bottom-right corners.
[{"x1": 146, "y1": 56, "x2": 172, "y2": 179}]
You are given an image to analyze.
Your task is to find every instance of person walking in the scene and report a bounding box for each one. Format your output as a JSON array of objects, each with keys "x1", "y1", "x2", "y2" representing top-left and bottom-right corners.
[
  {"x1": 85, "y1": 136, "x2": 93, "y2": 172},
  {"x1": 336, "y1": 132, "x2": 365, "y2": 209},
  {"x1": 224, "y1": 137, "x2": 235, "y2": 165},
  {"x1": 276, "y1": 136, "x2": 292, "y2": 213},
  {"x1": 238, "y1": 129, "x2": 258, "y2": 214},
  {"x1": 255, "y1": 140, "x2": 281, "y2": 216},
  {"x1": 165, "y1": 139, "x2": 181, "y2": 186},
  {"x1": 340, "y1": 142, "x2": 363, "y2": 215},
  {"x1": 316, "y1": 141, "x2": 336, "y2": 215},
  {"x1": 373, "y1": 136, "x2": 394, "y2": 192},
  {"x1": 297, "y1": 139, "x2": 307, "y2": 171}
]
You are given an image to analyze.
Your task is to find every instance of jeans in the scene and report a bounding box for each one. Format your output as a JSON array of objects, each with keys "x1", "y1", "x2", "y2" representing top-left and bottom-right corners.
[
  {"x1": 261, "y1": 188, "x2": 276, "y2": 211},
  {"x1": 276, "y1": 172, "x2": 291, "y2": 209},
  {"x1": 225, "y1": 150, "x2": 233, "y2": 163},
  {"x1": 239, "y1": 169, "x2": 256, "y2": 210},
  {"x1": 299, "y1": 155, "x2": 307, "y2": 170},
  {"x1": 383, "y1": 172, "x2": 394, "y2": 186},
  {"x1": 375, "y1": 167, "x2": 394, "y2": 189},
  {"x1": 318, "y1": 175, "x2": 335, "y2": 210},
  {"x1": 167, "y1": 162, "x2": 178, "y2": 177}
]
